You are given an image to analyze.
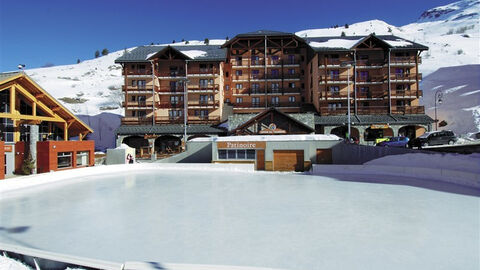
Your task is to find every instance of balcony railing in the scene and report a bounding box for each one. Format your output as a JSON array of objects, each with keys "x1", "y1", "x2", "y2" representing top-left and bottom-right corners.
[
  {"x1": 391, "y1": 57, "x2": 420, "y2": 64},
  {"x1": 392, "y1": 90, "x2": 423, "y2": 97},
  {"x1": 319, "y1": 75, "x2": 354, "y2": 82},
  {"x1": 157, "y1": 87, "x2": 184, "y2": 93},
  {"x1": 158, "y1": 102, "x2": 184, "y2": 108},
  {"x1": 187, "y1": 68, "x2": 218, "y2": 75},
  {"x1": 123, "y1": 69, "x2": 152, "y2": 76},
  {"x1": 392, "y1": 106, "x2": 425, "y2": 114},
  {"x1": 122, "y1": 101, "x2": 154, "y2": 108},
  {"x1": 319, "y1": 105, "x2": 425, "y2": 116},
  {"x1": 188, "y1": 100, "x2": 219, "y2": 107},
  {"x1": 390, "y1": 73, "x2": 421, "y2": 81},
  {"x1": 356, "y1": 75, "x2": 387, "y2": 83},
  {"x1": 121, "y1": 116, "x2": 152, "y2": 125},
  {"x1": 188, "y1": 84, "x2": 218, "y2": 92},
  {"x1": 155, "y1": 115, "x2": 221, "y2": 124},
  {"x1": 234, "y1": 101, "x2": 300, "y2": 108},
  {"x1": 156, "y1": 71, "x2": 187, "y2": 77}
]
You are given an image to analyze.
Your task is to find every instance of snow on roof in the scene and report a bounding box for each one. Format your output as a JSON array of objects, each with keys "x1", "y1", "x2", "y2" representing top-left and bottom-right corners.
[
  {"x1": 383, "y1": 39, "x2": 413, "y2": 47},
  {"x1": 179, "y1": 49, "x2": 207, "y2": 59},
  {"x1": 309, "y1": 39, "x2": 362, "y2": 49},
  {"x1": 146, "y1": 51, "x2": 159, "y2": 59},
  {"x1": 191, "y1": 134, "x2": 342, "y2": 142}
]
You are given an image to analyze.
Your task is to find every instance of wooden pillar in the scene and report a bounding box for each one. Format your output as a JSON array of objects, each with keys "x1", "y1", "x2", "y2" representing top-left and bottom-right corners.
[
  {"x1": 10, "y1": 85, "x2": 15, "y2": 114},
  {"x1": 32, "y1": 102, "x2": 37, "y2": 116},
  {"x1": 63, "y1": 122, "x2": 68, "y2": 141}
]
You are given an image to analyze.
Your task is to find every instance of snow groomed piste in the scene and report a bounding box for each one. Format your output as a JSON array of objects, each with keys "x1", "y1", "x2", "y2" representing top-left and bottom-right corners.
[{"x1": 0, "y1": 163, "x2": 478, "y2": 270}]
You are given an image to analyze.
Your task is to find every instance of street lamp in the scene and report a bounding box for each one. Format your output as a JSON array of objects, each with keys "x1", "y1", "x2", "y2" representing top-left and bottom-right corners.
[
  {"x1": 340, "y1": 61, "x2": 355, "y2": 141},
  {"x1": 434, "y1": 90, "x2": 443, "y2": 131}
]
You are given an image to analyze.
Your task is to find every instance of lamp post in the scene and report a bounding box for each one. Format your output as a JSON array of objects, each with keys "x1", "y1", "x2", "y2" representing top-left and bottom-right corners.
[
  {"x1": 434, "y1": 90, "x2": 443, "y2": 131},
  {"x1": 340, "y1": 61, "x2": 355, "y2": 141}
]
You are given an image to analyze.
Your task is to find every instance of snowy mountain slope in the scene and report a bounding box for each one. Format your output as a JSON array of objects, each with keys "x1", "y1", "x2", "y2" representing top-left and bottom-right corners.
[
  {"x1": 420, "y1": 64, "x2": 480, "y2": 134},
  {"x1": 18, "y1": 0, "x2": 479, "y2": 134}
]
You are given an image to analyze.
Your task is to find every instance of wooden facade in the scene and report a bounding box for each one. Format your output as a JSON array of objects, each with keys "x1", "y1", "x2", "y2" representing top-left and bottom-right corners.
[
  {"x1": 0, "y1": 72, "x2": 94, "y2": 177},
  {"x1": 0, "y1": 141, "x2": 4, "y2": 179}
]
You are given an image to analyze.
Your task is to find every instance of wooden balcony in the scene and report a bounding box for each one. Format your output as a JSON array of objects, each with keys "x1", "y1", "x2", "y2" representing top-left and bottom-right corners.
[
  {"x1": 356, "y1": 75, "x2": 387, "y2": 83},
  {"x1": 188, "y1": 100, "x2": 220, "y2": 108},
  {"x1": 390, "y1": 56, "x2": 421, "y2": 65},
  {"x1": 156, "y1": 71, "x2": 187, "y2": 78},
  {"x1": 122, "y1": 86, "x2": 153, "y2": 94},
  {"x1": 122, "y1": 101, "x2": 155, "y2": 108},
  {"x1": 123, "y1": 70, "x2": 152, "y2": 76},
  {"x1": 158, "y1": 102, "x2": 185, "y2": 109},
  {"x1": 121, "y1": 116, "x2": 152, "y2": 125},
  {"x1": 392, "y1": 90, "x2": 423, "y2": 97},
  {"x1": 234, "y1": 101, "x2": 300, "y2": 108},
  {"x1": 154, "y1": 116, "x2": 221, "y2": 124},
  {"x1": 157, "y1": 87, "x2": 185, "y2": 94},
  {"x1": 187, "y1": 68, "x2": 218, "y2": 75},
  {"x1": 319, "y1": 105, "x2": 425, "y2": 116},
  {"x1": 188, "y1": 84, "x2": 218, "y2": 92},
  {"x1": 392, "y1": 106, "x2": 425, "y2": 114},
  {"x1": 319, "y1": 75, "x2": 354, "y2": 83},
  {"x1": 390, "y1": 73, "x2": 422, "y2": 81},
  {"x1": 187, "y1": 115, "x2": 221, "y2": 123}
]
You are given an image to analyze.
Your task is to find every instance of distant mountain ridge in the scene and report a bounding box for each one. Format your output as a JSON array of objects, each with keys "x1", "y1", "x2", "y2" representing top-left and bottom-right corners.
[{"x1": 18, "y1": 0, "x2": 479, "y2": 138}]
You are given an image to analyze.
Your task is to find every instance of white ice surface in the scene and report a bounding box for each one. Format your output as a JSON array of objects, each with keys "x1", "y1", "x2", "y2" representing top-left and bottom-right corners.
[
  {"x1": 0, "y1": 164, "x2": 478, "y2": 270},
  {"x1": 191, "y1": 134, "x2": 341, "y2": 142}
]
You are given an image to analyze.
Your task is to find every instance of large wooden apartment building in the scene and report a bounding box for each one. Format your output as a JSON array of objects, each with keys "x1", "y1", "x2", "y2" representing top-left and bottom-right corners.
[{"x1": 115, "y1": 30, "x2": 433, "y2": 157}]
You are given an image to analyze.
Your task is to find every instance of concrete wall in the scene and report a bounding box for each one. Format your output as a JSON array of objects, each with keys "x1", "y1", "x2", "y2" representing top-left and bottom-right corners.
[
  {"x1": 157, "y1": 141, "x2": 212, "y2": 163},
  {"x1": 106, "y1": 147, "x2": 136, "y2": 165},
  {"x1": 332, "y1": 142, "x2": 424, "y2": 164}
]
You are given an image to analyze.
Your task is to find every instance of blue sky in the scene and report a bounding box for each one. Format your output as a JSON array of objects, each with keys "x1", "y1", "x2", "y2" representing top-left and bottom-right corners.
[{"x1": 0, "y1": 0, "x2": 454, "y2": 72}]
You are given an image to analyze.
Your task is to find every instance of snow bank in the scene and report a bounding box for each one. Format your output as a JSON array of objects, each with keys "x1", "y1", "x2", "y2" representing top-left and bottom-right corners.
[
  {"x1": 0, "y1": 255, "x2": 30, "y2": 270},
  {"x1": 309, "y1": 39, "x2": 361, "y2": 49},
  {"x1": 364, "y1": 152, "x2": 480, "y2": 174}
]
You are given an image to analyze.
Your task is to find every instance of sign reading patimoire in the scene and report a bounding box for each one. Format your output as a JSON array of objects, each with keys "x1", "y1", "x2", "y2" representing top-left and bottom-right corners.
[{"x1": 217, "y1": 141, "x2": 266, "y2": 149}]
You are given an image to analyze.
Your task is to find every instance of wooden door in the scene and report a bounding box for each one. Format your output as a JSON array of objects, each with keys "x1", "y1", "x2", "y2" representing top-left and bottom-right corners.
[
  {"x1": 273, "y1": 150, "x2": 304, "y2": 171},
  {"x1": 256, "y1": 150, "x2": 265, "y2": 170},
  {"x1": 316, "y1": 149, "x2": 333, "y2": 164}
]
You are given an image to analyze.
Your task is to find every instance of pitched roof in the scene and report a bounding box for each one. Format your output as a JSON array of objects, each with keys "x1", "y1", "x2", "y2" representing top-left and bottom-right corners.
[
  {"x1": 315, "y1": 114, "x2": 434, "y2": 125},
  {"x1": 115, "y1": 45, "x2": 226, "y2": 63},
  {"x1": 115, "y1": 124, "x2": 226, "y2": 135},
  {"x1": 0, "y1": 72, "x2": 93, "y2": 136},
  {"x1": 236, "y1": 30, "x2": 295, "y2": 37},
  {"x1": 304, "y1": 34, "x2": 428, "y2": 51},
  {"x1": 231, "y1": 107, "x2": 314, "y2": 134}
]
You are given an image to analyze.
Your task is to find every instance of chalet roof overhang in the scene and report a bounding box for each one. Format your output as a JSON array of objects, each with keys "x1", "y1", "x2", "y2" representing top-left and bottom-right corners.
[
  {"x1": 115, "y1": 124, "x2": 226, "y2": 136},
  {"x1": 146, "y1": 46, "x2": 191, "y2": 61},
  {"x1": 232, "y1": 107, "x2": 315, "y2": 135},
  {"x1": 0, "y1": 73, "x2": 93, "y2": 136},
  {"x1": 222, "y1": 30, "x2": 307, "y2": 49}
]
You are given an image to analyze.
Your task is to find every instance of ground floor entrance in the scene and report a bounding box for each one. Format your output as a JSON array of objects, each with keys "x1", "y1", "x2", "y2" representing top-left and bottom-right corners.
[{"x1": 273, "y1": 150, "x2": 304, "y2": 172}]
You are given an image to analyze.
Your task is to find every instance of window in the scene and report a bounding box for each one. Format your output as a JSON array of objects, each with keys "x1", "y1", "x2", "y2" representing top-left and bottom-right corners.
[
  {"x1": 225, "y1": 85, "x2": 230, "y2": 91},
  {"x1": 271, "y1": 55, "x2": 279, "y2": 64},
  {"x1": 251, "y1": 55, "x2": 260, "y2": 65},
  {"x1": 251, "y1": 83, "x2": 260, "y2": 94},
  {"x1": 200, "y1": 95, "x2": 208, "y2": 104},
  {"x1": 236, "y1": 70, "x2": 242, "y2": 76},
  {"x1": 288, "y1": 82, "x2": 296, "y2": 89},
  {"x1": 169, "y1": 110, "x2": 183, "y2": 119},
  {"x1": 330, "y1": 86, "x2": 340, "y2": 96},
  {"x1": 236, "y1": 56, "x2": 243, "y2": 65},
  {"x1": 271, "y1": 96, "x2": 279, "y2": 106},
  {"x1": 131, "y1": 80, "x2": 136, "y2": 87},
  {"x1": 251, "y1": 70, "x2": 260, "y2": 79},
  {"x1": 76, "y1": 151, "x2": 89, "y2": 167},
  {"x1": 271, "y1": 69, "x2": 279, "y2": 78},
  {"x1": 329, "y1": 70, "x2": 339, "y2": 80},
  {"x1": 288, "y1": 55, "x2": 295, "y2": 64},
  {"x1": 252, "y1": 97, "x2": 260, "y2": 107},
  {"x1": 236, "y1": 97, "x2": 243, "y2": 104},
  {"x1": 218, "y1": 149, "x2": 256, "y2": 160},
  {"x1": 199, "y1": 79, "x2": 208, "y2": 87},
  {"x1": 138, "y1": 110, "x2": 146, "y2": 118},
  {"x1": 137, "y1": 80, "x2": 146, "y2": 89},
  {"x1": 170, "y1": 96, "x2": 179, "y2": 104},
  {"x1": 131, "y1": 96, "x2": 136, "y2": 102},
  {"x1": 236, "y1": 83, "x2": 243, "y2": 89},
  {"x1": 271, "y1": 83, "x2": 279, "y2": 92},
  {"x1": 288, "y1": 69, "x2": 295, "y2": 75},
  {"x1": 359, "y1": 71, "x2": 369, "y2": 81},
  {"x1": 328, "y1": 103, "x2": 342, "y2": 111},
  {"x1": 288, "y1": 96, "x2": 296, "y2": 102},
  {"x1": 57, "y1": 152, "x2": 72, "y2": 169},
  {"x1": 226, "y1": 98, "x2": 230, "y2": 103}
]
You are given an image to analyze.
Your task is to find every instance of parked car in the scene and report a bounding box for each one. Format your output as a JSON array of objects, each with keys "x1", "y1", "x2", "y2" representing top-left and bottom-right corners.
[
  {"x1": 376, "y1": 136, "x2": 409, "y2": 148},
  {"x1": 407, "y1": 130, "x2": 457, "y2": 148}
]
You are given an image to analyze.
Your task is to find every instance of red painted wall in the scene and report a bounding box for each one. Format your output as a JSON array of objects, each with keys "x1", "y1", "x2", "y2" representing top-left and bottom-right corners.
[
  {"x1": 36, "y1": 140, "x2": 95, "y2": 173},
  {"x1": 0, "y1": 141, "x2": 4, "y2": 180},
  {"x1": 15, "y1": 141, "x2": 25, "y2": 174}
]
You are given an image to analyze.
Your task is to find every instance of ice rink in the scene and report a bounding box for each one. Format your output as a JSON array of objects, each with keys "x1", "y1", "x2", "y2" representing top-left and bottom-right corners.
[{"x1": 0, "y1": 168, "x2": 478, "y2": 270}]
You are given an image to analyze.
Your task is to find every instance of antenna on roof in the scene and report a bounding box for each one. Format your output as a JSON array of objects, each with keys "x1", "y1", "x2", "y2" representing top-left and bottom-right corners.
[{"x1": 17, "y1": 64, "x2": 26, "y2": 73}]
